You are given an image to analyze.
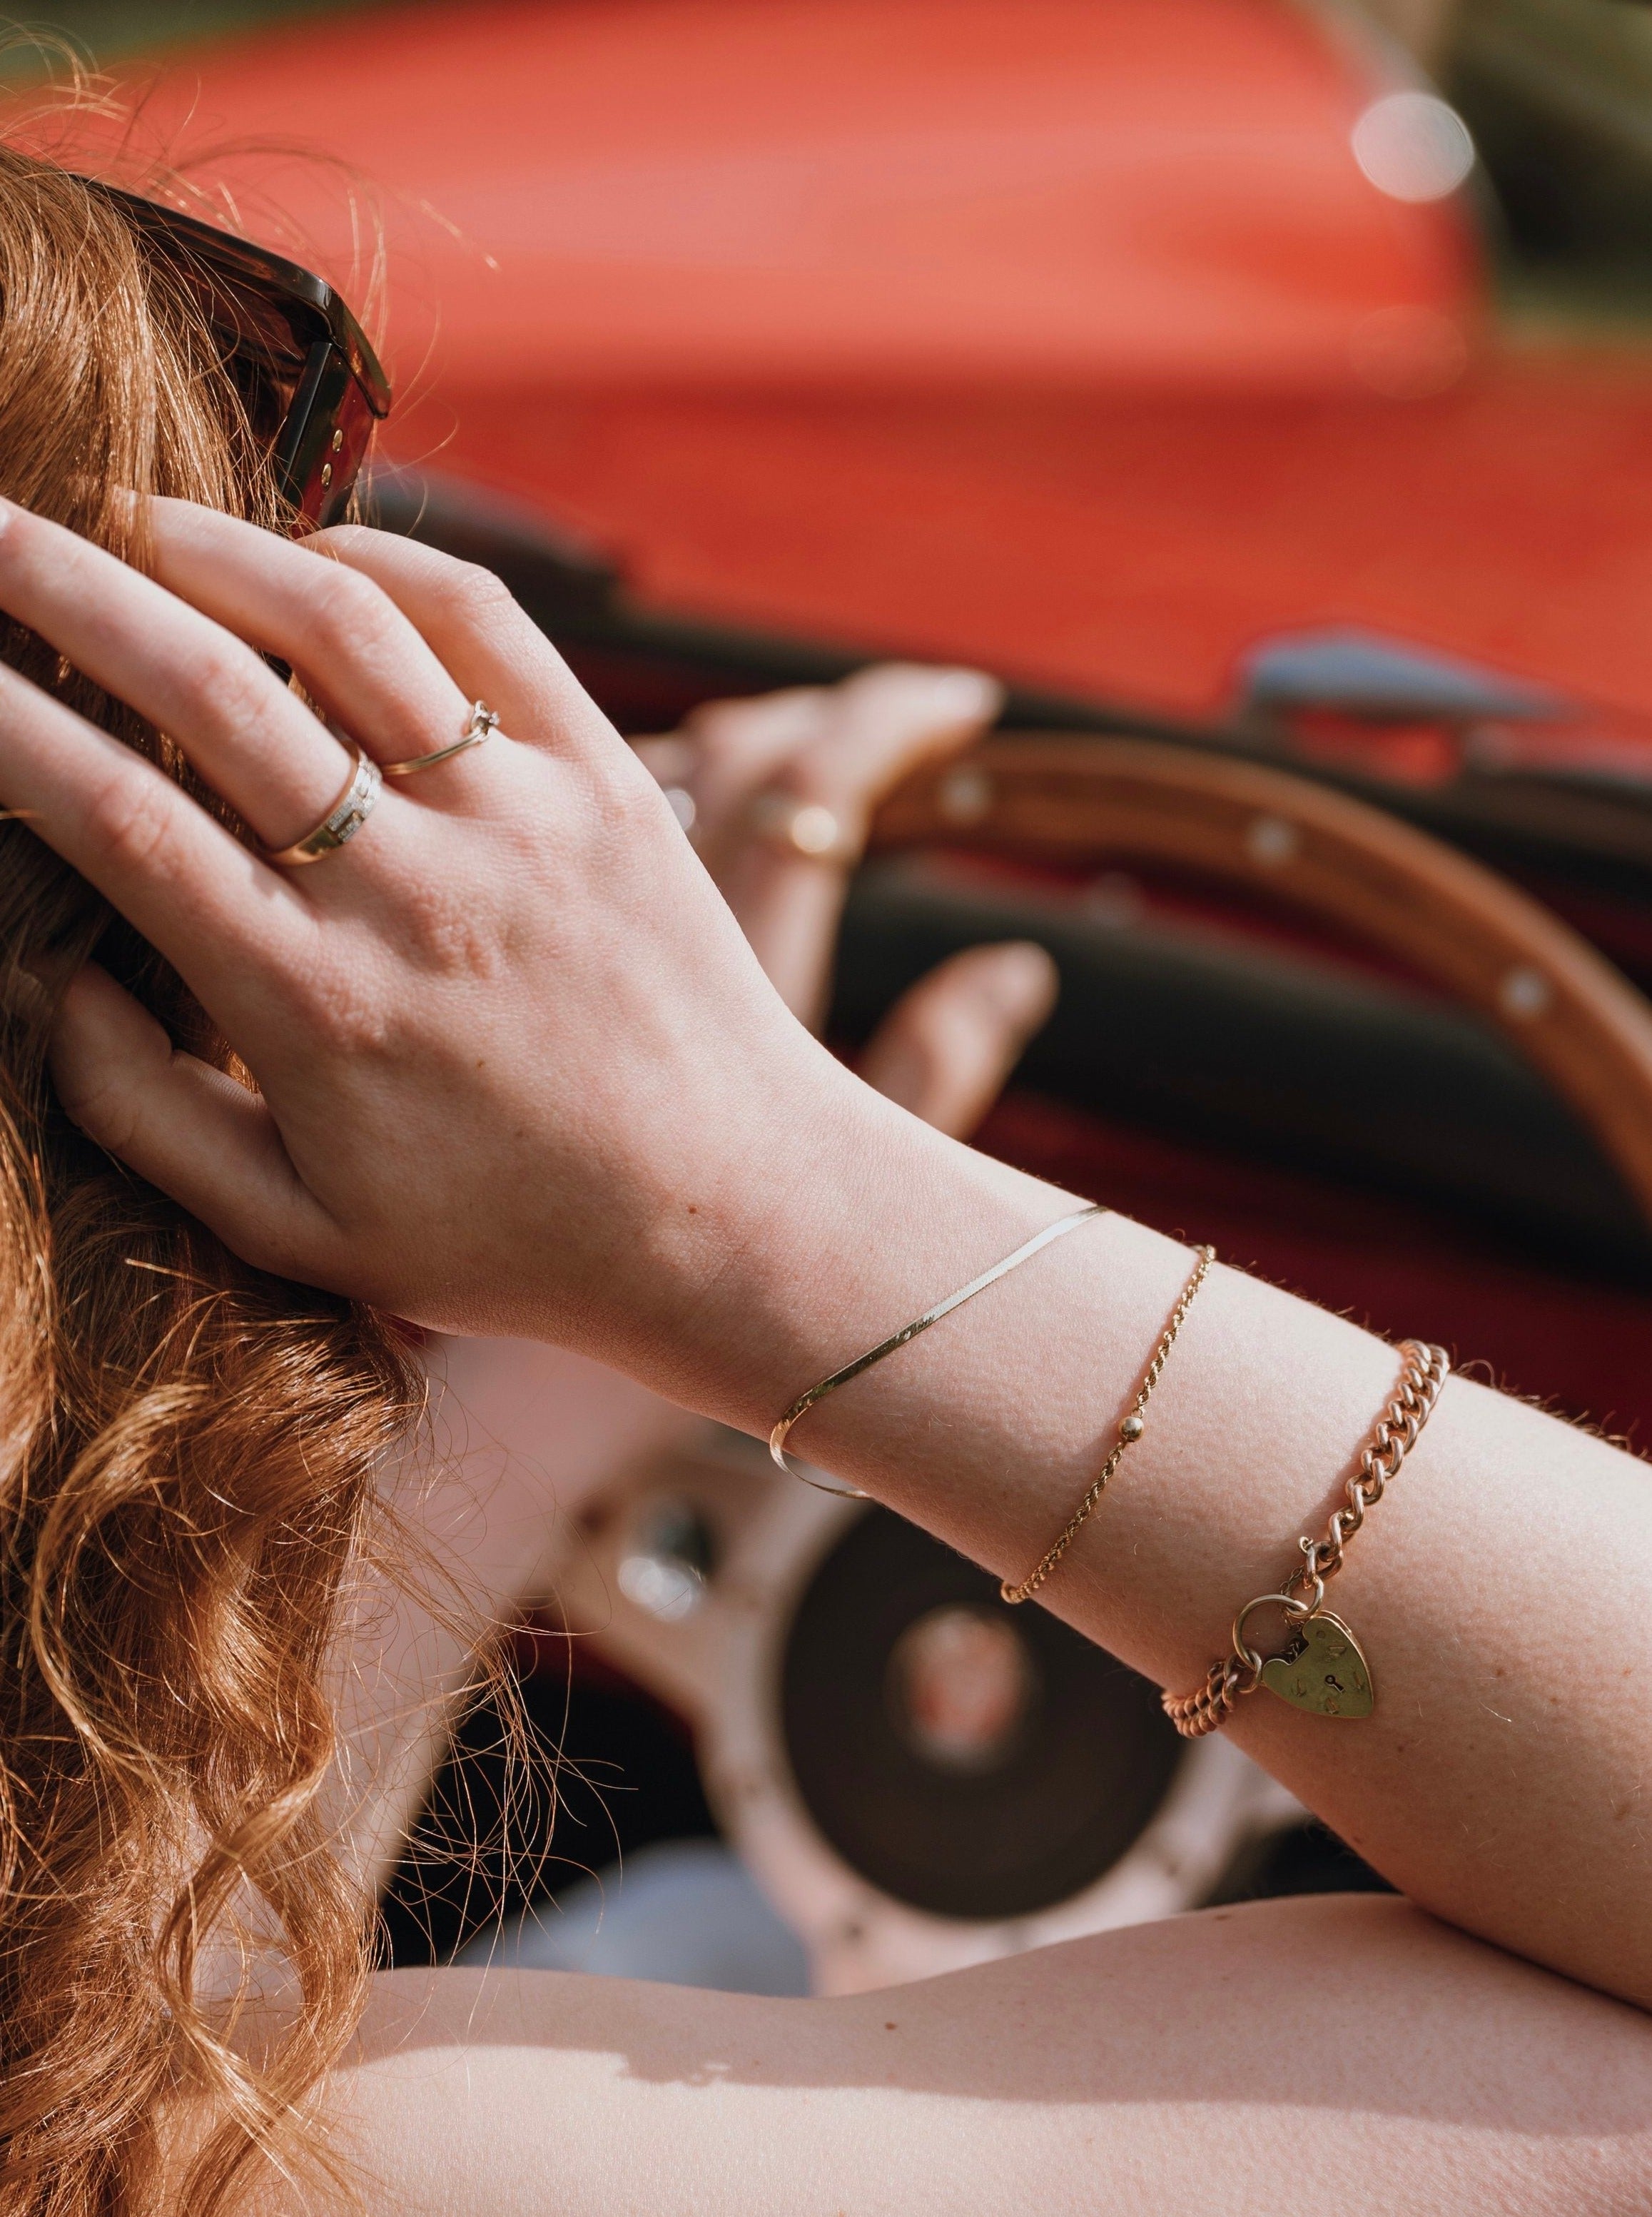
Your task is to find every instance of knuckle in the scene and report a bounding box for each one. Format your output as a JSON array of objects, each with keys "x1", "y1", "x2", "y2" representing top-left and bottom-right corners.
[
  {"x1": 395, "y1": 879, "x2": 512, "y2": 979},
  {"x1": 771, "y1": 755, "x2": 840, "y2": 807},
  {"x1": 294, "y1": 952, "x2": 391, "y2": 1059},
  {"x1": 430, "y1": 558, "x2": 518, "y2": 632},
  {"x1": 301, "y1": 560, "x2": 392, "y2": 651},
  {"x1": 51, "y1": 1024, "x2": 165, "y2": 1158},
  {"x1": 681, "y1": 702, "x2": 742, "y2": 760},
  {"x1": 578, "y1": 761, "x2": 664, "y2": 855},
  {"x1": 693, "y1": 688, "x2": 827, "y2": 772},
  {"x1": 50, "y1": 1054, "x2": 127, "y2": 1145},
  {"x1": 81, "y1": 767, "x2": 181, "y2": 876},
  {"x1": 312, "y1": 531, "x2": 522, "y2": 632},
  {"x1": 84, "y1": 1086, "x2": 146, "y2": 1161},
  {"x1": 187, "y1": 636, "x2": 278, "y2": 737},
  {"x1": 301, "y1": 986, "x2": 386, "y2": 1063}
]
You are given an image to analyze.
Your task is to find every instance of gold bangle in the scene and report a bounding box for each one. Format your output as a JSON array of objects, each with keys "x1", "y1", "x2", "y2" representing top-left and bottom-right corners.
[
  {"x1": 1162, "y1": 1338, "x2": 1450, "y2": 1737},
  {"x1": 769, "y1": 1204, "x2": 1108, "y2": 1498},
  {"x1": 1000, "y1": 1244, "x2": 1214, "y2": 1605}
]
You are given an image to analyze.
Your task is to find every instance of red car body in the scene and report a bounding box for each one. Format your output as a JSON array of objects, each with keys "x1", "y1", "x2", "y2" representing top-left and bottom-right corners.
[{"x1": 78, "y1": 0, "x2": 1652, "y2": 727}]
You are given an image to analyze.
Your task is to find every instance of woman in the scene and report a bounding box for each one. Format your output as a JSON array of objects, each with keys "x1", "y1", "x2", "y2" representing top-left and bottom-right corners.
[{"x1": 0, "y1": 148, "x2": 1647, "y2": 2217}]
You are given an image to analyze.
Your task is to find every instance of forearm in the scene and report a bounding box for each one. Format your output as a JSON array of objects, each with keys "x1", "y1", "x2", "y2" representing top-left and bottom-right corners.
[
  {"x1": 672, "y1": 1069, "x2": 1652, "y2": 2009},
  {"x1": 330, "y1": 1899, "x2": 1652, "y2": 2217},
  {"x1": 16, "y1": 496, "x2": 1637, "y2": 2010}
]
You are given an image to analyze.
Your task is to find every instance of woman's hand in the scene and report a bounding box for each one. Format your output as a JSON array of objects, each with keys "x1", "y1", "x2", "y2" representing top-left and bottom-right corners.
[
  {"x1": 10, "y1": 501, "x2": 1652, "y2": 2018},
  {"x1": 0, "y1": 495, "x2": 991, "y2": 1388},
  {"x1": 635, "y1": 667, "x2": 1056, "y2": 1136}
]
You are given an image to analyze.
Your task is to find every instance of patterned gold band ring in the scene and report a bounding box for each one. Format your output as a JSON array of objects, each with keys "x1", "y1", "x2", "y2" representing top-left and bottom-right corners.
[{"x1": 261, "y1": 747, "x2": 382, "y2": 867}]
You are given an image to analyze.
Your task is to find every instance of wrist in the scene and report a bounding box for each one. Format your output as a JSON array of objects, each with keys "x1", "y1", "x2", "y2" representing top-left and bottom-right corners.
[
  {"x1": 567, "y1": 1029, "x2": 1049, "y2": 1433},
  {"x1": 644, "y1": 1049, "x2": 1063, "y2": 1436}
]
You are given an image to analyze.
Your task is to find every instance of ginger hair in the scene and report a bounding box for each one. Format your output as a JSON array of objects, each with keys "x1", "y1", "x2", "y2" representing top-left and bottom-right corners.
[{"x1": 0, "y1": 144, "x2": 423, "y2": 2216}]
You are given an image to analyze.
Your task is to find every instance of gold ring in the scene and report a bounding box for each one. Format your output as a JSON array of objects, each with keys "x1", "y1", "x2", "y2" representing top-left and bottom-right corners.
[
  {"x1": 382, "y1": 700, "x2": 500, "y2": 779},
  {"x1": 746, "y1": 789, "x2": 862, "y2": 865},
  {"x1": 261, "y1": 747, "x2": 382, "y2": 867}
]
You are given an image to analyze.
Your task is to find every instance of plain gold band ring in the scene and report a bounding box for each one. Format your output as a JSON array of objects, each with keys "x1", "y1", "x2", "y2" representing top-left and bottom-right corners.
[
  {"x1": 261, "y1": 746, "x2": 382, "y2": 867},
  {"x1": 382, "y1": 700, "x2": 500, "y2": 779},
  {"x1": 746, "y1": 789, "x2": 863, "y2": 866}
]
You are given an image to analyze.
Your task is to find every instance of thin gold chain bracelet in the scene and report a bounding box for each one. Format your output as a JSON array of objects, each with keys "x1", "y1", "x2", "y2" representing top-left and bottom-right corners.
[
  {"x1": 1162, "y1": 1338, "x2": 1450, "y2": 1738},
  {"x1": 1001, "y1": 1245, "x2": 1215, "y2": 1605}
]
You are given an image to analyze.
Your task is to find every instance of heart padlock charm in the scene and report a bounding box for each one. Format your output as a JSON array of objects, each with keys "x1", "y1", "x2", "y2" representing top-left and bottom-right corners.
[{"x1": 1259, "y1": 1610, "x2": 1374, "y2": 1719}]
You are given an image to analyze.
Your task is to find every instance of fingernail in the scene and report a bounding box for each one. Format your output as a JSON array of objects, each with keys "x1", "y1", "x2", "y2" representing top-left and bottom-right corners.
[
  {"x1": 979, "y1": 941, "x2": 1058, "y2": 1015},
  {"x1": 928, "y1": 668, "x2": 1003, "y2": 715}
]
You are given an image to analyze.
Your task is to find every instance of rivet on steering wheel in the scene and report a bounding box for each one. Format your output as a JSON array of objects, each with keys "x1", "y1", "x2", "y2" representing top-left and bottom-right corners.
[
  {"x1": 1245, "y1": 814, "x2": 1299, "y2": 866},
  {"x1": 1498, "y1": 966, "x2": 1551, "y2": 1020},
  {"x1": 938, "y1": 767, "x2": 995, "y2": 825}
]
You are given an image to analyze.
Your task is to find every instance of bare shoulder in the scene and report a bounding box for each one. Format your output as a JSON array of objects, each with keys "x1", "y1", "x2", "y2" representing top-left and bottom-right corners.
[{"x1": 303, "y1": 1897, "x2": 1652, "y2": 2217}]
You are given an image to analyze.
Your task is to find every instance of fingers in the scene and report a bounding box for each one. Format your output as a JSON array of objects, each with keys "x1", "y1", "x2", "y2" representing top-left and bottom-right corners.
[
  {"x1": 312, "y1": 524, "x2": 620, "y2": 762},
  {"x1": 678, "y1": 687, "x2": 841, "y2": 839},
  {"x1": 48, "y1": 964, "x2": 338, "y2": 1282},
  {"x1": 688, "y1": 665, "x2": 1003, "y2": 862},
  {"x1": 758, "y1": 662, "x2": 1003, "y2": 822},
  {"x1": 0, "y1": 500, "x2": 354, "y2": 854},
  {"x1": 145, "y1": 498, "x2": 475, "y2": 784},
  {"x1": 0, "y1": 657, "x2": 313, "y2": 1005},
  {"x1": 857, "y1": 942, "x2": 1057, "y2": 1140},
  {"x1": 677, "y1": 664, "x2": 1002, "y2": 1027}
]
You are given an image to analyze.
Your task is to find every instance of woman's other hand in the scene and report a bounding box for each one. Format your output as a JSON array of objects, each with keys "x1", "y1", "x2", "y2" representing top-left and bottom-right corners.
[{"x1": 634, "y1": 668, "x2": 1056, "y2": 1139}]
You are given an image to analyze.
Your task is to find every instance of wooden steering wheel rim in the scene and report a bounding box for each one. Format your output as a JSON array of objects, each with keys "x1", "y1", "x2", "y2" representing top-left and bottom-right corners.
[{"x1": 871, "y1": 737, "x2": 1652, "y2": 1231}]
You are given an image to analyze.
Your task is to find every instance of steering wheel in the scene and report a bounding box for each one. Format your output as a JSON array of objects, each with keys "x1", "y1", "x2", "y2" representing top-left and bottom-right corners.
[{"x1": 871, "y1": 734, "x2": 1652, "y2": 1226}]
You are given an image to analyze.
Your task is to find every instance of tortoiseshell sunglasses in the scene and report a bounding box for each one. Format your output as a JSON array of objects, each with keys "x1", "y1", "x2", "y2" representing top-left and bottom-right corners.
[{"x1": 78, "y1": 177, "x2": 392, "y2": 531}]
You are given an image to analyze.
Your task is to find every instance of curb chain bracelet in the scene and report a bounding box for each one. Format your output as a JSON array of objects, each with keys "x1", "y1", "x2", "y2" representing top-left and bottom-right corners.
[{"x1": 1162, "y1": 1338, "x2": 1451, "y2": 1738}]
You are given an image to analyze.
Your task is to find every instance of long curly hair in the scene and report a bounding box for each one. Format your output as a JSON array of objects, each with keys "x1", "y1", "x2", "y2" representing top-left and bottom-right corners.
[{"x1": 0, "y1": 143, "x2": 424, "y2": 2217}]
